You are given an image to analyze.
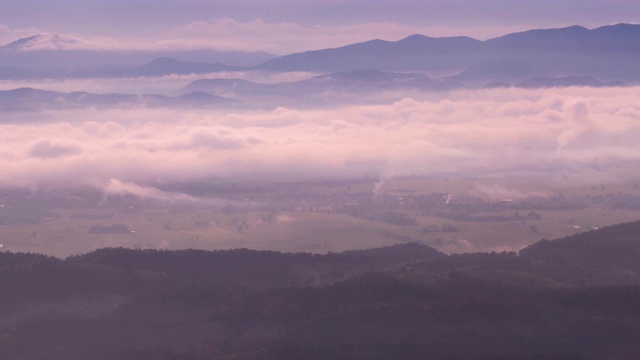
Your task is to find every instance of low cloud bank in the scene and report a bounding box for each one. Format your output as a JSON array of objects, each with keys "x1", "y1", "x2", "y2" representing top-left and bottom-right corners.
[
  {"x1": 1, "y1": 87, "x2": 639, "y2": 192},
  {"x1": 101, "y1": 178, "x2": 236, "y2": 206}
]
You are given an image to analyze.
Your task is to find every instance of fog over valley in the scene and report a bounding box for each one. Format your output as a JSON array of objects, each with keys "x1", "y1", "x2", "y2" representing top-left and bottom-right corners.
[
  {"x1": 3, "y1": 3, "x2": 640, "y2": 359},
  {"x1": 2, "y1": 86, "x2": 640, "y2": 190},
  {"x1": 1, "y1": 19, "x2": 640, "y2": 257}
]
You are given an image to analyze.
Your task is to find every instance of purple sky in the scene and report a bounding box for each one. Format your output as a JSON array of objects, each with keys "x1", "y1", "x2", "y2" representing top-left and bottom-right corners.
[{"x1": 2, "y1": 0, "x2": 639, "y2": 53}]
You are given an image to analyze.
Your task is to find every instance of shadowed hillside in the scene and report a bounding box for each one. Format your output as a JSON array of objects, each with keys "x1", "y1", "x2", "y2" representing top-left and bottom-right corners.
[{"x1": 2, "y1": 222, "x2": 640, "y2": 359}]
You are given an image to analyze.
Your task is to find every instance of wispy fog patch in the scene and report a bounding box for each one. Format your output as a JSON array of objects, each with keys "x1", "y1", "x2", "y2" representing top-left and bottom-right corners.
[
  {"x1": 179, "y1": 132, "x2": 246, "y2": 151},
  {"x1": 0, "y1": 71, "x2": 318, "y2": 95},
  {"x1": 0, "y1": 76, "x2": 202, "y2": 96},
  {"x1": 470, "y1": 183, "x2": 551, "y2": 201},
  {"x1": 275, "y1": 215, "x2": 297, "y2": 223},
  {"x1": 102, "y1": 179, "x2": 230, "y2": 206},
  {"x1": 1, "y1": 87, "x2": 640, "y2": 190},
  {"x1": 557, "y1": 102, "x2": 595, "y2": 153}
]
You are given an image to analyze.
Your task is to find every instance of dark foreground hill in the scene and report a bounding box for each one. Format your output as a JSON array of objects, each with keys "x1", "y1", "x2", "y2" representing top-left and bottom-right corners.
[{"x1": 2, "y1": 221, "x2": 640, "y2": 359}]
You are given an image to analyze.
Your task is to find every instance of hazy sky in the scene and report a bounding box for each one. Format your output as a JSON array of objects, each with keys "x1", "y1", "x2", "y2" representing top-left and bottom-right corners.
[{"x1": 2, "y1": 0, "x2": 639, "y2": 53}]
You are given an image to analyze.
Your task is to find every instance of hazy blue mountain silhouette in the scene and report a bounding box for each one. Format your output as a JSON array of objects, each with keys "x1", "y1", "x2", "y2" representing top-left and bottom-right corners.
[
  {"x1": 256, "y1": 24, "x2": 640, "y2": 81},
  {"x1": 448, "y1": 60, "x2": 539, "y2": 82},
  {"x1": 1, "y1": 34, "x2": 81, "y2": 51},
  {"x1": 293, "y1": 69, "x2": 462, "y2": 92},
  {"x1": 0, "y1": 57, "x2": 249, "y2": 80},
  {"x1": 0, "y1": 87, "x2": 233, "y2": 111},
  {"x1": 183, "y1": 78, "x2": 278, "y2": 97},
  {"x1": 486, "y1": 23, "x2": 640, "y2": 52},
  {"x1": 518, "y1": 75, "x2": 626, "y2": 88},
  {"x1": 131, "y1": 57, "x2": 247, "y2": 77},
  {"x1": 0, "y1": 35, "x2": 276, "y2": 70},
  {"x1": 3, "y1": 25, "x2": 640, "y2": 83},
  {"x1": 322, "y1": 68, "x2": 425, "y2": 81},
  {"x1": 484, "y1": 25, "x2": 592, "y2": 50},
  {"x1": 256, "y1": 35, "x2": 484, "y2": 72},
  {"x1": 183, "y1": 69, "x2": 462, "y2": 100}
]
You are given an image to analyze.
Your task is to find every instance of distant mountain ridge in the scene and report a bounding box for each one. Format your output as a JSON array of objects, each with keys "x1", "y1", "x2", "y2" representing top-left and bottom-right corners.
[
  {"x1": 180, "y1": 68, "x2": 463, "y2": 106},
  {"x1": 518, "y1": 75, "x2": 626, "y2": 88},
  {"x1": 133, "y1": 57, "x2": 247, "y2": 77},
  {"x1": 0, "y1": 87, "x2": 234, "y2": 112},
  {"x1": 256, "y1": 23, "x2": 640, "y2": 81},
  {"x1": 0, "y1": 35, "x2": 277, "y2": 69},
  {"x1": 486, "y1": 23, "x2": 640, "y2": 51},
  {"x1": 447, "y1": 59, "x2": 539, "y2": 82},
  {"x1": 0, "y1": 57, "x2": 249, "y2": 80},
  {"x1": 2, "y1": 24, "x2": 639, "y2": 85},
  {"x1": 2, "y1": 33, "x2": 82, "y2": 51},
  {"x1": 256, "y1": 34, "x2": 484, "y2": 72}
]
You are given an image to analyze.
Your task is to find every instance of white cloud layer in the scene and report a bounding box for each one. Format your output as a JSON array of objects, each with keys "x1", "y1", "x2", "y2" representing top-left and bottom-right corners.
[{"x1": 1, "y1": 87, "x2": 640, "y2": 192}]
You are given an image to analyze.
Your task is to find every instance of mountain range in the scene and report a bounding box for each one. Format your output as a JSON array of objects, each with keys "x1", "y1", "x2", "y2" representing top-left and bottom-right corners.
[
  {"x1": 0, "y1": 33, "x2": 276, "y2": 70},
  {"x1": 0, "y1": 66, "x2": 629, "y2": 113},
  {"x1": 0, "y1": 87, "x2": 233, "y2": 113},
  {"x1": 0, "y1": 57, "x2": 250, "y2": 80},
  {"x1": 256, "y1": 23, "x2": 640, "y2": 81},
  {"x1": 2, "y1": 24, "x2": 640, "y2": 84},
  {"x1": 1, "y1": 24, "x2": 638, "y2": 110}
]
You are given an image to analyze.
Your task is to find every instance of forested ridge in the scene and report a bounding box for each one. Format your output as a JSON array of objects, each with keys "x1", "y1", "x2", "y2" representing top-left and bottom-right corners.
[{"x1": 2, "y1": 222, "x2": 640, "y2": 359}]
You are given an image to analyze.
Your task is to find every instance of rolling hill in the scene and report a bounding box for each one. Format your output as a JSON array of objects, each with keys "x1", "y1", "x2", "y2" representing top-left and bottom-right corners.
[{"x1": 2, "y1": 222, "x2": 640, "y2": 359}]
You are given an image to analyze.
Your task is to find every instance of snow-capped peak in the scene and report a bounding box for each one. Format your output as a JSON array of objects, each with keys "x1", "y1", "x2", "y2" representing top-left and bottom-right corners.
[{"x1": 2, "y1": 33, "x2": 83, "y2": 51}]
